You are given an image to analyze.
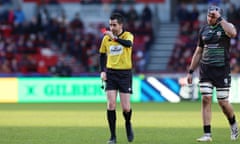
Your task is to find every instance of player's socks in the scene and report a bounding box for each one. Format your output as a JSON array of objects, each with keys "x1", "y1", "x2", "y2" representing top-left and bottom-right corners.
[
  {"x1": 228, "y1": 115, "x2": 236, "y2": 125},
  {"x1": 107, "y1": 110, "x2": 116, "y2": 140},
  {"x1": 123, "y1": 109, "x2": 134, "y2": 142},
  {"x1": 203, "y1": 125, "x2": 211, "y2": 134}
]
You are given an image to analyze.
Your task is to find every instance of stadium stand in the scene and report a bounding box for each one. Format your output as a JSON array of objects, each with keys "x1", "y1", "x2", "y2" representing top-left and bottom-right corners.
[
  {"x1": 0, "y1": 0, "x2": 239, "y2": 75},
  {"x1": 0, "y1": 1, "x2": 154, "y2": 75}
]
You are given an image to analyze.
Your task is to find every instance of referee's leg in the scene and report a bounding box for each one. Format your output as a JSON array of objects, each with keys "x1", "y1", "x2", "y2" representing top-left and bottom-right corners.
[
  {"x1": 107, "y1": 90, "x2": 117, "y2": 144},
  {"x1": 120, "y1": 93, "x2": 134, "y2": 142}
]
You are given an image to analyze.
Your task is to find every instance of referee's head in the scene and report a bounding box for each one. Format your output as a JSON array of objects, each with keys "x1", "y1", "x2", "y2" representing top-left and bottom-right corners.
[
  {"x1": 110, "y1": 13, "x2": 124, "y2": 25},
  {"x1": 109, "y1": 13, "x2": 125, "y2": 35}
]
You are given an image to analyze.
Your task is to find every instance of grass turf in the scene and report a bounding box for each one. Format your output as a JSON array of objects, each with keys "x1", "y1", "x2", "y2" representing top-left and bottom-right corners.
[{"x1": 0, "y1": 102, "x2": 239, "y2": 144}]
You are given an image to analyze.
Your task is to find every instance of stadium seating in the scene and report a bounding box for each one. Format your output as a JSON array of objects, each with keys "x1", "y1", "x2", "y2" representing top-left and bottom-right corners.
[{"x1": 0, "y1": 2, "x2": 153, "y2": 75}]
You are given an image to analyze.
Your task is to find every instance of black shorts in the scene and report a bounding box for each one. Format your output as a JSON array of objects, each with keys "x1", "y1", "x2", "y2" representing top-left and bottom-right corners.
[
  {"x1": 106, "y1": 69, "x2": 132, "y2": 94},
  {"x1": 199, "y1": 63, "x2": 231, "y2": 88}
]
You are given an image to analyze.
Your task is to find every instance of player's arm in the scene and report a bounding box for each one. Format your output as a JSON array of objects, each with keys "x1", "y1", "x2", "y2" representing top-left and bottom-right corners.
[
  {"x1": 219, "y1": 20, "x2": 237, "y2": 38},
  {"x1": 188, "y1": 26, "x2": 204, "y2": 73},
  {"x1": 211, "y1": 10, "x2": 237, "y2": 38},
  {"x1": 187, "y1": 46, "x2": 203, "y2": 84},
  {"x1": 188, "y1": 46, "x2": 203, "y2": 72}
]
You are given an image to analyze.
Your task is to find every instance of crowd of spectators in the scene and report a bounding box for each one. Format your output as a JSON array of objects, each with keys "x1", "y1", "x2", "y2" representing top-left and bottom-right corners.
[
  {"x1": 0, "y1": 2, "x2": 153, "y2": 76},
  {"x1": 168, "y1": 1, "x2": 240, "y2": 74}
]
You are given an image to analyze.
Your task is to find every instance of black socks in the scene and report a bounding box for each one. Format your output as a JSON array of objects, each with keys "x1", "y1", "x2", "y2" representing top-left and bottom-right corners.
[
  {"x1": 204, "y1": 125, "x2": 211, "y2": 134},
  {"x1": 203, "y1": 115, "x2": 236, "y2": 134},
  {"x1": 123, "y1": 109, "x2": 132, "y2": 124},
  {"x1": 228, "y1": 115, "x2": 236, "y2": 125},
  {"x1": 123, "y1": 109, "x2": 134, "y2": 142},
  {"x1": 107, "y1": 110, "x2": 116, "y2": 138},
  {"x1": 107, "y1": 109, "x2": 134, "y2": 142}
]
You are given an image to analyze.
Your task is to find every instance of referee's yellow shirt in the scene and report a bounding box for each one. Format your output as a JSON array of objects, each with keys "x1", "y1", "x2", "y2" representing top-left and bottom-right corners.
[{"x1": 99, "y1": 31, "x2": 134, "y2": 70}]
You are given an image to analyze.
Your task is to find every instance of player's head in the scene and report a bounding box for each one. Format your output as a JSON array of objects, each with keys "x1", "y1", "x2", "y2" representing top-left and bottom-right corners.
[
  {"x1": 109, "y1": 13, "x2": 124, "y2": 35},
  {"x1": 207, "y1": 5, "x2": 223, "y2": 15},
  {"x1": 207, "y1": 5, "x2": 223, "y2": 25}
]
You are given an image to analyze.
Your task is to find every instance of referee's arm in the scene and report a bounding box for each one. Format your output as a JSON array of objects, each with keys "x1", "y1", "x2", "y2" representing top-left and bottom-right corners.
[
  {"x1": 100, "y1": 53, "x2": 107, "y2": 72},
  {"x1": 115, "y1": 38, "x2": 132, "y2": 47}
]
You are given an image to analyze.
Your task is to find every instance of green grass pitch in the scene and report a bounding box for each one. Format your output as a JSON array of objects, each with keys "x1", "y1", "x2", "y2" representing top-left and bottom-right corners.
[{"x1": 0, "y1": 102, "x2": 239, "y2": 144}]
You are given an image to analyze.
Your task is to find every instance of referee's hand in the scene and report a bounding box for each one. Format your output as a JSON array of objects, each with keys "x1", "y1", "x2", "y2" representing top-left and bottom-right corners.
[
  {"x1": 104, "y1": 31, "x2": 115, "y2": 40},
  {"x1": 100, "y1": 71, "x2": 107, "y2": 81}
]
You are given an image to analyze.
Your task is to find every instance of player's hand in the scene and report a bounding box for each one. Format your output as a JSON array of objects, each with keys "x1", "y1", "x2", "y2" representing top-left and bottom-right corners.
[
  {"x1": 104, "y1": 31, "x2": 115, "y2": 40},
  {"x1": 209, "y1": 10, "x2": 221, "y2": 19},
  {"x1": 186, "y1": 73, "x2": 193, "y2": 84},
  {"x1": 100, "y1": 71, "x2": 107, "y2": 81}
]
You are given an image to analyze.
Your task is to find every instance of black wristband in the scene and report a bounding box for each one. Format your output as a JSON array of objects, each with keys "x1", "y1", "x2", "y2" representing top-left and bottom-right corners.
[
  {"x1": 216, "y1": 17, "x2": 223, "y2": 23},
  {"x1": 189, "y1": 69, "x2": 194, "y2": 74}
]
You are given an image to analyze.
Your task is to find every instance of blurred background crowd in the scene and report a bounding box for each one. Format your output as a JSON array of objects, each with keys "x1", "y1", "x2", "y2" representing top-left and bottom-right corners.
[
  {"x1": 168, "y1": 0, "x2": 240, "y2": 74},
  {"x1": 0, "y1": 0, "x2": 239, "y2": 76}
]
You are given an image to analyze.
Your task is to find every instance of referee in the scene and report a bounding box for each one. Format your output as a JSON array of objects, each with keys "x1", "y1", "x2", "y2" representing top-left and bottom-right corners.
[{"x1": 99, "y1": 13, "x2": 134, "y2": 144}]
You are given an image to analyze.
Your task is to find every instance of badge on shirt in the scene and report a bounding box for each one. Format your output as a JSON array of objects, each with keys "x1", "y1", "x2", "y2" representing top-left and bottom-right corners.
[
  {"x1": 217, "y1": 31, "x2": 222, "y2": 37},
  {"x1": 109, "y1": 45, "x2": 123, "y2": 55}
]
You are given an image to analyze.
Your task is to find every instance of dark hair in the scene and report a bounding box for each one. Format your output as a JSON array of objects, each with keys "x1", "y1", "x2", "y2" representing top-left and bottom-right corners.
[{"x1": 110, "y1": 13, "x2": 124, "y2": 24}]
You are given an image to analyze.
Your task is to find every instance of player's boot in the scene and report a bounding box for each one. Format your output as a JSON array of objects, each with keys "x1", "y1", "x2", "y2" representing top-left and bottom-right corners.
[
  {"x1": 107, "y1": 136, "x2": 116, "y2": 144},
  {"x1": 230, "y1": 122, "x2": 239, "y2": 140},
  {"x1": 196, "y1": 134, "x2": 212, "y2": 142}
]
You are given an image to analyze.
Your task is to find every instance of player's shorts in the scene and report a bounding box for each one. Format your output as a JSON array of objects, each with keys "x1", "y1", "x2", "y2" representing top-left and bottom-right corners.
[
  {"x1": 199, "y1": 63, "x2": 231, "y2": 88},
  {"x1": 106, "y1": 68, "x2": 132, "y2": 94}
]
